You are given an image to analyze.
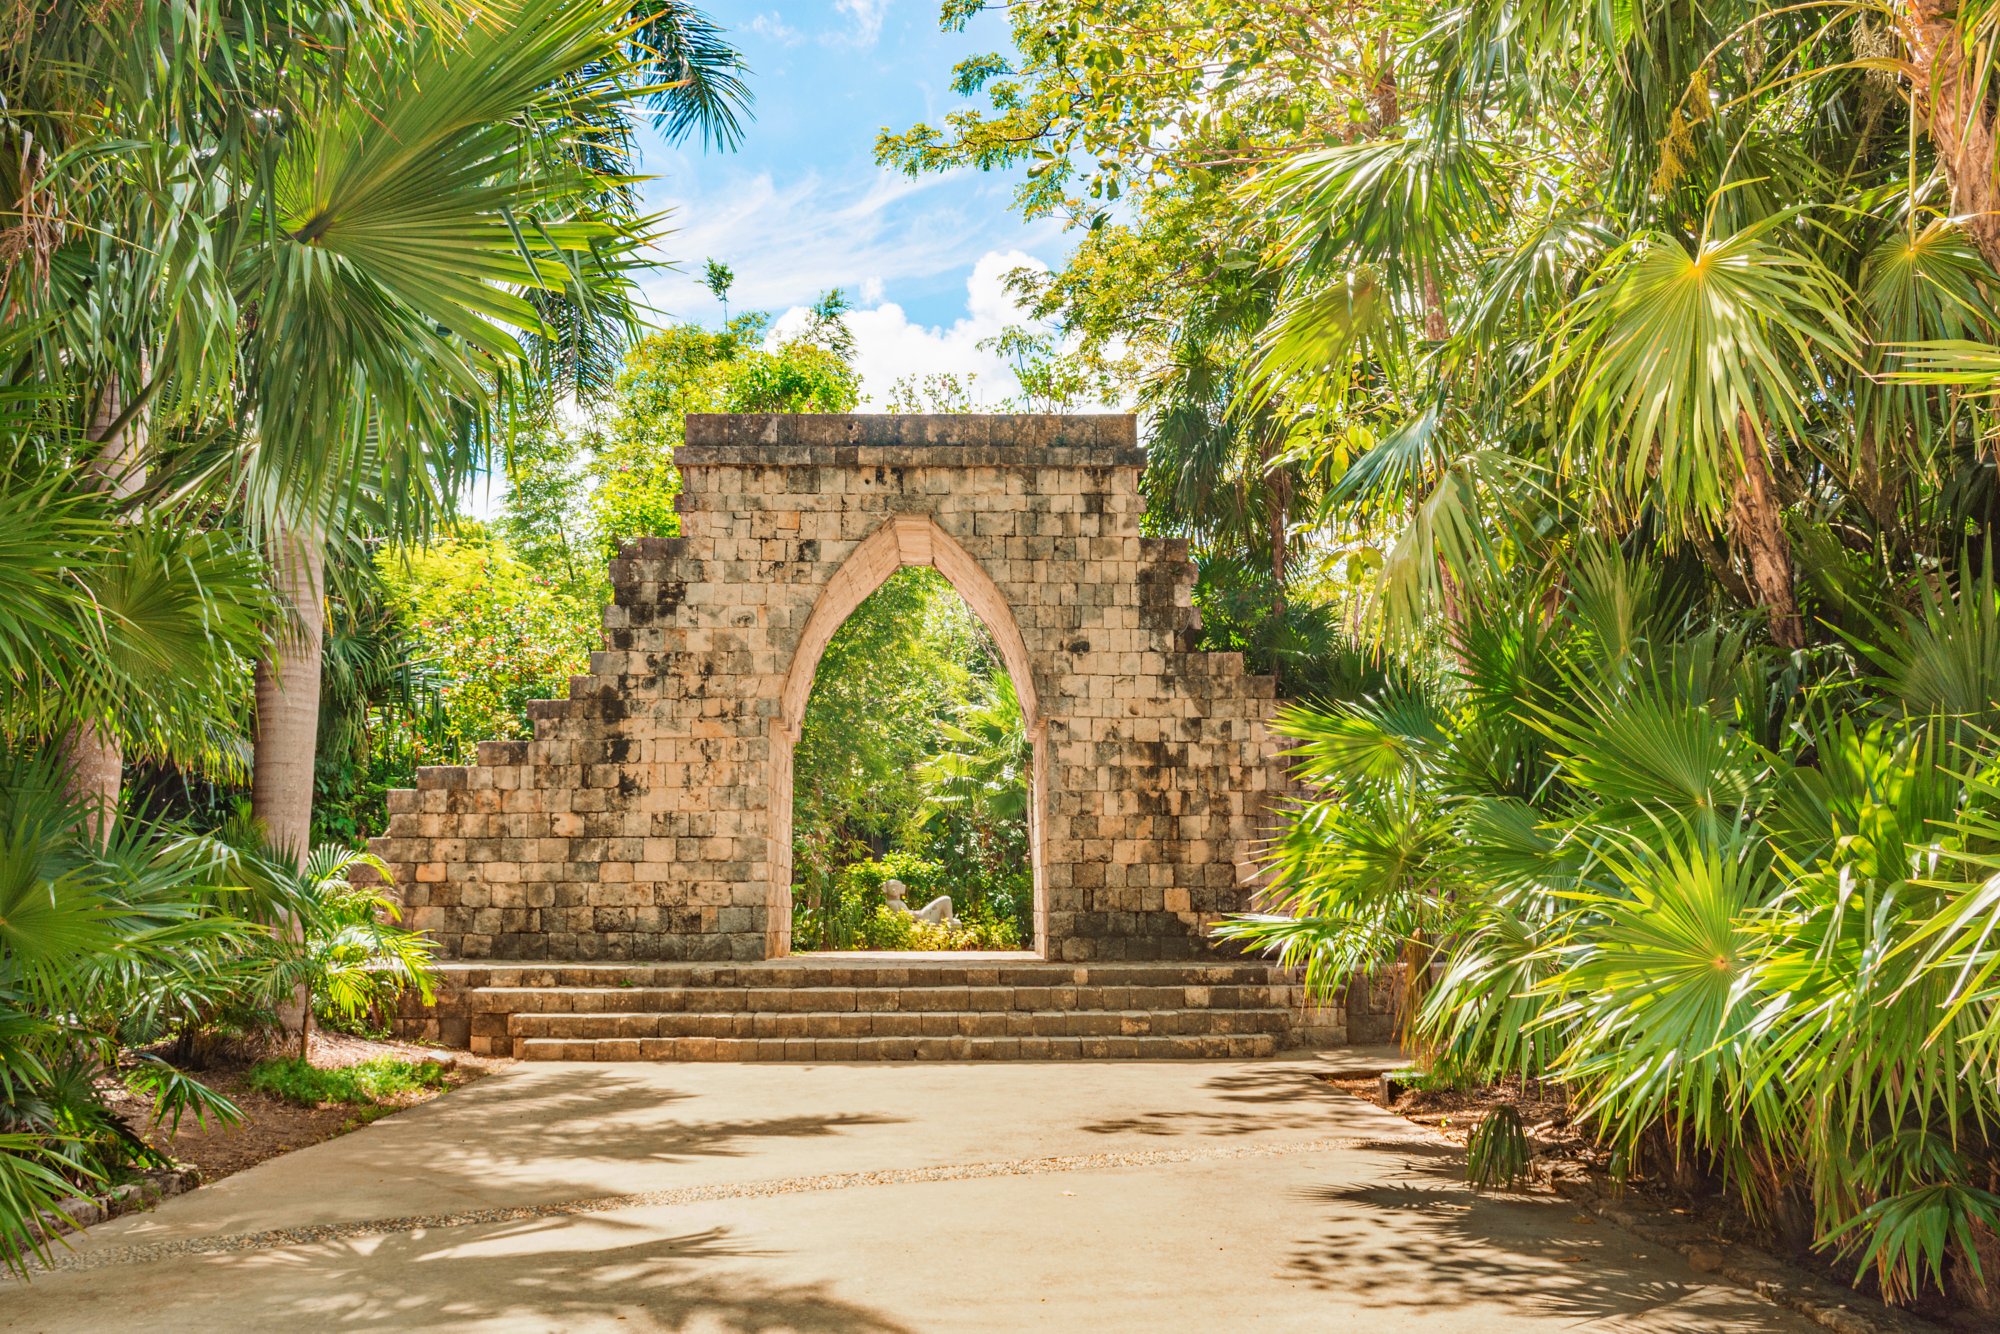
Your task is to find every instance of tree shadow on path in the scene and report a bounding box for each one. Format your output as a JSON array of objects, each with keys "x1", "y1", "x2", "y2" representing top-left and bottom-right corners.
[
  {"x1": 129, "y1": 1222, "x2": 916, "y2": 1333},
  {"x1": 372, "y1": 1068, "x2": 910, "y2": 1168},
  {"x1": 1076, "y1": 1064, "x2": 1410, "y2": 1139},
  {"x1": 1285, "y1": 1157, "x2": 1809, "y2": 1330}
]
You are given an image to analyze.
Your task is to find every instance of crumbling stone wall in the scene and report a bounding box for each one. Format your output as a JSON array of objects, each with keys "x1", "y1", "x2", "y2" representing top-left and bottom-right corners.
[{"x1": 366, "y1": 414, "x2": 1285, "y2": 962}]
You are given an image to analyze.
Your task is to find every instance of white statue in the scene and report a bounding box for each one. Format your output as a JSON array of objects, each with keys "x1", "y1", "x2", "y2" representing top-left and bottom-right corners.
[{"x1": 883, "y1": 878, "x2": 956, "y2": 927}]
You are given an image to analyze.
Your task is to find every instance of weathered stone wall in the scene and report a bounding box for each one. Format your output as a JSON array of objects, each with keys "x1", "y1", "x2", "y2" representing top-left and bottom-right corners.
[{"x1": 366, "y1": 414, "x2": 1285, "y2": 962}]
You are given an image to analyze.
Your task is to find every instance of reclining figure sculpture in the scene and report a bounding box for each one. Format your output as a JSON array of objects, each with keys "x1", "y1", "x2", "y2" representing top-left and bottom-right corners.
[{"x1": 882, "y1": 878, "x2": 956, "y2": 928}]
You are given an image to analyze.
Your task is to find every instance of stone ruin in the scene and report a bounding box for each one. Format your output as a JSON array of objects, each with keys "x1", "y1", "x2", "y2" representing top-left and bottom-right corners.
[{"x1": 367, "y1": 414, "x2": 1288, "y2": 965}]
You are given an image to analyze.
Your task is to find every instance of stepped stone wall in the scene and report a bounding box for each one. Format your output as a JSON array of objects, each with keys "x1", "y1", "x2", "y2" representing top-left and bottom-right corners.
[{"x1": 365, "y1": 414, "x2": 1286, "y2": 963}]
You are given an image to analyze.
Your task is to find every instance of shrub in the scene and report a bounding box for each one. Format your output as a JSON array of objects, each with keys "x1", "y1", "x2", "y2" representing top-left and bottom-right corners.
[
  {"x1": 863, "y1": 904, "x2": 915, "y2": 951},
  {"x1": 861, "y1": 905, "x2": 1021, "y2": 951},
  {"x1": 841, "y1": 851, "x2": 947, "y2": 901}
]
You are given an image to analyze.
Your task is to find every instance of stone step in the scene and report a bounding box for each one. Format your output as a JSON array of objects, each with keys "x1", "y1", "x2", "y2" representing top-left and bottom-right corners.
[
  {"x1": 465, "y1": 983, "x2": 1282, "y2": 1016},
  {"x1": 508, "y1": 1007, "x2": 1292, "y2": 1042},
  {"x1": 514, "y1": 1033, "x2": 1282, "y2": 1062},
  {"x1": 437, "y1": 961, "x2": 1281, "y2": 990},
  {"x1": 408, "y1": 956, "x2": 1326, "y2": 1059}
]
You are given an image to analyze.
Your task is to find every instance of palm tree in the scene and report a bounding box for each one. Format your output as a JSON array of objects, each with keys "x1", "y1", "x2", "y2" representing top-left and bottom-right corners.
[
  {"x1": 0, "y1": 2, "x2": 305, "y2": 828},
  {"x1": 921, "y1": 669, "x2": 1031, "y2": 831},
  {"x1": 231, "y1": 0, "x2": 749, "y2": 858},
  {"x1": 248, "y1": 844, "x2": 437, "y2": 1063},
  {"x1": 0, "y1": 749, "x2": 269, "y2": 1274},
  {"x1": 1205, "y1": 0, "x2": 2000, "y2": 1303},
  {"x1": 0, "y1": 347, "x2": 271, "y2": 845},
  {"x1": 1542, "y1": 223, "x2": 1861, "y2": 649}
]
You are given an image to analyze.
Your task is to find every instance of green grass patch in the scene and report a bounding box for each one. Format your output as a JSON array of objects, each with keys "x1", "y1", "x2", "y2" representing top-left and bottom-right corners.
[
  {"x1": 1384, "y1": 1067, "x2": 1466, "y2": 1095},
  {"x1": 246, "y1": 1056, "x2": 451, "y2": 1108}
]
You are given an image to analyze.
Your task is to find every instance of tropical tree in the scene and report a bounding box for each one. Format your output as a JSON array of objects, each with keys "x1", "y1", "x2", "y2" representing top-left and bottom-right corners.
[
  {"x1": 896, "y1": 0, "x2": 2000, "y2": 1306},
  {"x1": 0, "y1": 0, "x2": 751, "y2": 1272},
  {"x1": 234, "y1": 0, "x2": 732, "y2": 859},
  {"x1": 0, "y1": 352, "x2": 272, "y2": 841},
  {"x1": 249, "y1": 845, "x2": 437, "y2": 1062},
  {"x1": 922, "y1": 669, "x2": 1030, "y2": 832},
  {"x1": 0, "y1": 752, "x2": 283, "y2": 1274},
  {"x1": 0, "y1": 1, "x2": 318, "y2": 830}
]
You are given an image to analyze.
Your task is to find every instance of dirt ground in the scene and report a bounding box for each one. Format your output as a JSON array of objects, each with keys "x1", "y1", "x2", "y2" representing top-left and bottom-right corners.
[
  {"x1": 105, "y1": 1031, "x2": 511, "y2": 1184},
  {"x1": 1326, "y1": 1072, "x2": 1604, "y2": 1180},
  {"x1": 1324, "y1": 1070, "x2": 1980, "y2": 1330}
]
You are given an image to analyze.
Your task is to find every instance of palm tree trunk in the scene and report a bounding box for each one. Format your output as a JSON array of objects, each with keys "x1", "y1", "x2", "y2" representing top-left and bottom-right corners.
[
  {"x1": 1422, "y1": 269, "x2": 1448, "y2": 342},
  {"x1": 61, "y1": 375, "x2": 148, "y2": 842},
  {"x1": 61, "y1": 720, "x2": 123, "y2": 844},
  {"x1": 1263, "y1": 424, "x2": 1290, "y2": 692},
  {"x1": 1369, "y1": 30, "x2": 1399, "y2": 131},
  {"x1": 1731, "y1": 414, "x2": 1804, "y2": 650},
  {"x1": 253, "y1": 517, "x2": 327, "y2": 864},
  {"x1": 297, "y1": 984, "x2": 313, "y2": 1063},
  {"x1": 1903, "y1": 2, "x2": 2000, "y2": 273}
]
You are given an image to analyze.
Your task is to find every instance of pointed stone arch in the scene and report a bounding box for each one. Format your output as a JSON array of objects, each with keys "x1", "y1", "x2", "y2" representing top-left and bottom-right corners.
[
  {"x1": 769, "y1": 513, "x2": 1049, "y2": 956},
  {"x1": 367, "y1": 414, "x2": 1287, "y2": 966}
]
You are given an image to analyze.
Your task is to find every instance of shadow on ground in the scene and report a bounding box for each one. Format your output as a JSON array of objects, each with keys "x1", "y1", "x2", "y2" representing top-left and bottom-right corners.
[
  {"x1": 1285, "y1": 1156, "x2": 1792, "y2": 1329},
  {"x1": 172, "y1": 1223, "x2": 914, "y2": 1333},
  {"x1": 1076, "y1": 1064, "x2": 1383, "y2": 1138},
  {"x1": 381, "y1": 1068, "x2": 909, "y2": 1167}
]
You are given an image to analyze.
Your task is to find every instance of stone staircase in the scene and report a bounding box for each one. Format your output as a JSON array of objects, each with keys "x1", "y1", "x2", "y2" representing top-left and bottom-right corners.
[{"x1": 402, "y1": 956, "x2": 1323, "y2": 1061}]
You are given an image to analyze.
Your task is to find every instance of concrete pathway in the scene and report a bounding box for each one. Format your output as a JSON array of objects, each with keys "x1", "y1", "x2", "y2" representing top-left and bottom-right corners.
[{"x1": 4, "y1": 1056, "x2": 1814, "y2": 1332}]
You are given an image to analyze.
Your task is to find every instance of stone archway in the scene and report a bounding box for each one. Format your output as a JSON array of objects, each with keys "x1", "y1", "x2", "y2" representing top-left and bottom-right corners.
[
  {"x1": 770, "y1": 512, "x2": 1050, "y2": 956},
  {"x1": 369, "y1": 414, "x2": 1286, "y2": 965}
]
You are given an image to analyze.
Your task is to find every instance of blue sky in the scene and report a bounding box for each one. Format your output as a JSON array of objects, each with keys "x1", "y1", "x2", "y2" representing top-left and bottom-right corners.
[{"x1": 631, "y1": 1, "x2": 1072, "y2": 404}]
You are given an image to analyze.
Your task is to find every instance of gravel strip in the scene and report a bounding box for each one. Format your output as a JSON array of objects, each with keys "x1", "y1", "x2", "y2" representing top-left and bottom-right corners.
[{"x1": 25, "y1": 1135, "x2": 1425, "y2": 1277}]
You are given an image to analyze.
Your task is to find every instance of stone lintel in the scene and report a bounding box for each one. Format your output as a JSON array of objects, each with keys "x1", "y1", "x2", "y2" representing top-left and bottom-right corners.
[
  {"x1": 680, "y1": 413, "x2": 1139, "y2": 465},
  {"x1": 676, "y1": 443, "x2": 1144, "y2": 470}
]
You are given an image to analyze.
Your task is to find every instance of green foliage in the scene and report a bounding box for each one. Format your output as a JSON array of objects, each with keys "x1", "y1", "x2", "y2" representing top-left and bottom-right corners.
[
  {"x1": 794, "y1": 852, "x2": 945, "y2": 952},
  {"x1": 793, "y1": 569, "x2": 986, "y2": 859},
  {"x1": 790, "y1": 571, "x2": 1034, "y2": 951},
  {"x1": 0, "y1": 381, "x2": 275, "y2": 778},
  {"x1": 0, "y1": 753, "x2": 274, "y2": 1274},
  {"x1": 861, "y1": 906, "x2": 1021, "y2": 953},
  {"x1": 1221, "y1": 570, "x2": 2000, "y2": 1303},
  {"x1": 0, "y1": 1134, "x2": 97, "y2": 1279},
  {"x1": 1466, "y1": 1105, "x2": 1532, "y2": 1191},
  {"x1": 844, "y1": 852, "x2": 951, "y2": 901},
  {"x1": 885, "y1": 371, "x2": 979, "y2": 413},
  {"x1": 0, "y1": 0, "x2": 748, "y2": 1284},
  {"x1": 373, "y1": 534, "x2": 600, "y2": 766},
  {"x1": 498, "y1": 425, "x2": 606, "y2": 605},
  {"x1": 702, "y1": 259, "x2": 736, "y2": 308},
  {"x1": 0, "y1": 752, "x2": 437, "y2": 1273},
  {"x1": 250, "y1": 843, "x2": 438, "y2": 1061},
  {"x1": 1544, "y1": 223, "x2": 1861, "y2": 526},
  {"x1": 923, "y1": 670, "x2": 1030, "y2": 830},
  {"x1": 311, "y1": 554, "x2": 442, "y2": 847},
  {"x1": 245, "y1": 1056, "x2": 450, "y2": 1108}
]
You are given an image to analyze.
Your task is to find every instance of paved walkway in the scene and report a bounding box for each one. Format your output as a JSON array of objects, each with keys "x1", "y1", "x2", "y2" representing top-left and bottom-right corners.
[{"x1": 5, "y1": 1057, "x2": 1813, "y2": 1332}]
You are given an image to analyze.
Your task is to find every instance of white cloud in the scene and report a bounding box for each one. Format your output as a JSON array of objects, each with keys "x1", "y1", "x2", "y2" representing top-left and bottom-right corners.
[
  {"x1": 463, "y1": 251, "x2": 1112, "y2": 520},
  {"x1": 746, "y1": 11, "x2": 803, "y2": 45},
  {"x1": 832, "y1": 0, "x2": 890, "y2": 47},
  {"x1": 638, "y1": 164, "x2": 1063, "y2": 324},
  {"x1": 771, "y1": 249, "x2": 1055, "y2": 407}
]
